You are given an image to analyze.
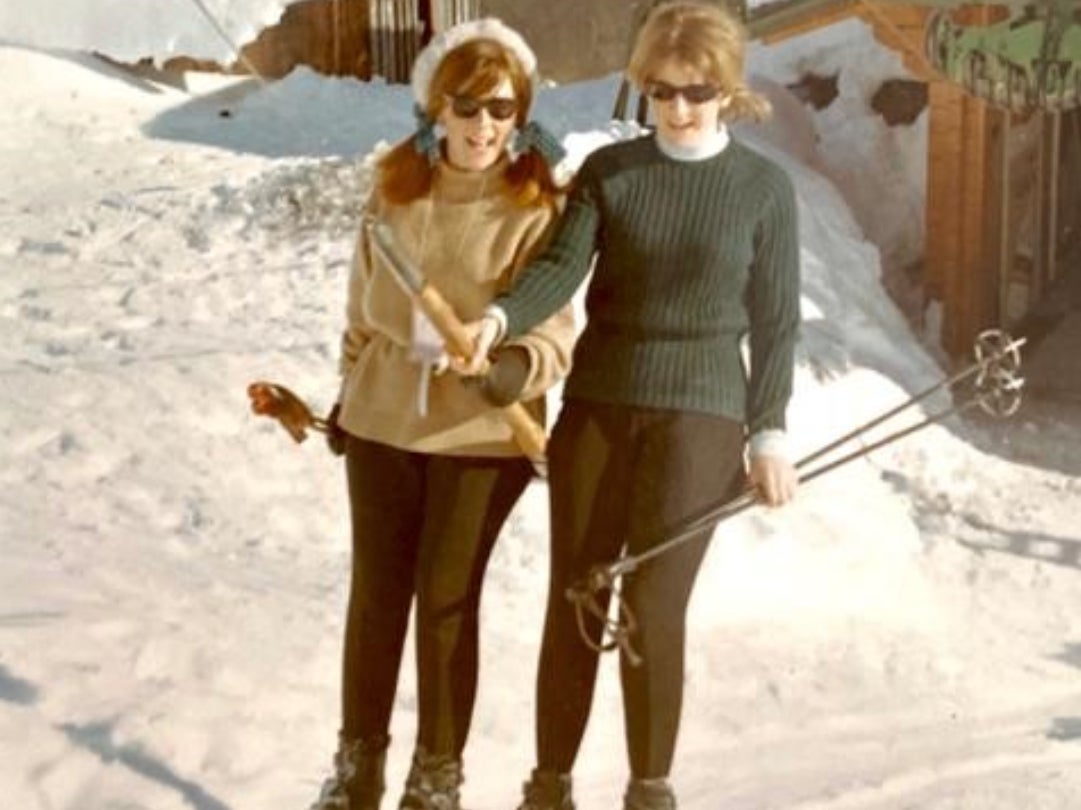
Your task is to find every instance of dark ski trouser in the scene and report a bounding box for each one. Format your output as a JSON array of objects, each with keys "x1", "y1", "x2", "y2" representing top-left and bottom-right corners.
[
  {"x1": 535, "y1": 399, "x2": 746, "y2": 779},
  {"x1": 342, "y1": 435, "x2": 532, "y2": 757}
]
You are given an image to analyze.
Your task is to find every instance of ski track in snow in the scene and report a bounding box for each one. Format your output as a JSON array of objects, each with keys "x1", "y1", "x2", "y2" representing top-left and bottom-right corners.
[{"x1": 3, "y1": 45, "x2": 1081, "y2": 810}]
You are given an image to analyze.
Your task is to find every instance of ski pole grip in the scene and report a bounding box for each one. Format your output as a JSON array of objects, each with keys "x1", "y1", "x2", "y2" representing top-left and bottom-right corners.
[
  {"x1": 416, "y1": 285, "x2": 487, "y2": 363},
  {"x1": 370, "y1": 220, "x2": 548, "y2": 463},
  {"x1": 416, "y1": 285, "x2": 547, "y2": 462}
]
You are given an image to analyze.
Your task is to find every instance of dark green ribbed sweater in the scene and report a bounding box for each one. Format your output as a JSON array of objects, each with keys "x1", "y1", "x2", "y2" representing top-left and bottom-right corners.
[{"x1": 497, "y1": 135, "x2": 800, "y2": 433}]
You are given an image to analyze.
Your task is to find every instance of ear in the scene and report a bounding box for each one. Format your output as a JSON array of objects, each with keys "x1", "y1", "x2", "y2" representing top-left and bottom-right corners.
[
  {"x1": 435, "y1": 104, "x2": 451, "y2": 129},
  {"x1": 717, "y1": 94, "x2": 733, "y2": 111}
]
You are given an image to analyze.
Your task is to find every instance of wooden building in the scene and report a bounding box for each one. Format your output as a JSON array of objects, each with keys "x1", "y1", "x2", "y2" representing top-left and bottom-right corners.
[
  {"x1": 214, "y1": 0, "x2": 1080, "y2": 358},
  {"x1": 752, "y1": 0, "x2": 1081, "y2": 356},
  {"x1": 227, "y1": 0, "x2": 478, "y2": 81}
]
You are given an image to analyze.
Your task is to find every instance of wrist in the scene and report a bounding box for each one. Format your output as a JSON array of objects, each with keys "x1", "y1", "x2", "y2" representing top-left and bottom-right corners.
[
  {"x1": 748, "y1": 429, "x2": 789, "y2": 461},
  {"x1": 482, "y1": 304, "x2": 508, "y2": 345}
]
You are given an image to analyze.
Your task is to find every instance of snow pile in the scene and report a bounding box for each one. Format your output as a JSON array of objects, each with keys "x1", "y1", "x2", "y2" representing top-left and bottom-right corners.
[
  {"x1": 751, "y1": 19, "x2": 928, "y2": 277},
  {"x1": 206, "y1": 155, "x2": 373, "y2": 240},
  {"x1": 0, "y1": 0, "x2": 298, "y2": 64}
]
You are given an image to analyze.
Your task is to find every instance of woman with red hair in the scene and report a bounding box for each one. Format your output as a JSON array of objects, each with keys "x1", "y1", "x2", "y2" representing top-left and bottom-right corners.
[{"x1": 309, "y1": 19, "x2": 574, "y2": 810}]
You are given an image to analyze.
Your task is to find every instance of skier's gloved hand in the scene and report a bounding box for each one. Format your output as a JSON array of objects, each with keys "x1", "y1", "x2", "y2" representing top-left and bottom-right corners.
[
  {"x1": 325, "y1": 402, "x2": 347, "y2": 456},
  {"x1": 465, "y1": 346, "x2": 531, "y2": 407},
  {"x1": 453, "y1": 313, "x2": 504, "y2": 376}
]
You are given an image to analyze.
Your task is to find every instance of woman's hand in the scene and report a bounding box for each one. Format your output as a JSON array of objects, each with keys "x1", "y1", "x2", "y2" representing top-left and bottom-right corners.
[
  {"x1": 748, "y1": 454, "x2": 797, "y2": 507},
  {"x1": 465, "y1": 346, "x2": 531, "y2": 407},
  {"x1": 325, "y1": 403, "x2": 348, "y2": 457},
  {"x1": 449, "y1": 314, "x2": 503, "y2": 375}
]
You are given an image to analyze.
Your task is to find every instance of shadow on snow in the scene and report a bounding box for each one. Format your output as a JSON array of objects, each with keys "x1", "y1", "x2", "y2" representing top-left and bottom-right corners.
[
  {"x1": 0, "y1": 664, "x2": 39, "y2": 706},
  {"x1": 58, "y1": 719, "x2": 233, "y2": 810}
]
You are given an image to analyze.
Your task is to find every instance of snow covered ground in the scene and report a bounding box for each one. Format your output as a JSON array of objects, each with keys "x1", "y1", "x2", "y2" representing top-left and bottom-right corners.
[
  {"x1": 0, "y1": 0, "x2": 297, "y2": 64},
  {"x1": 3, "y1": 20, "x2": 1081, "y2": 810}
]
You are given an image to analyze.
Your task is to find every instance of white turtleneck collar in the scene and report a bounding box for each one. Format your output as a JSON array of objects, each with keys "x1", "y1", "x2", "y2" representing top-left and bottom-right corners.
[{"x1": 655, "y1": 125, "x2": 730, "y2": 162}]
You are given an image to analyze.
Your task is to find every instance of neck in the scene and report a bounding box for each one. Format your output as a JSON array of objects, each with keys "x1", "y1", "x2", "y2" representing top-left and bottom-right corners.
[
  {"x1": 435, "y1": 152, "x2": 506, "y2": 201},
  {"x1": 655, "y1": 125, "x2": 730, "y2": 162}
]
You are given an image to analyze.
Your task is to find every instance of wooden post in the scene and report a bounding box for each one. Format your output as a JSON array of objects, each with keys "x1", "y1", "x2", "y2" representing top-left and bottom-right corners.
[
  {"x1": 997, "y1": 107, "x2": 1012, "y2": 328},
  {"x1": 1070, "y1": 112, "x2": 1081, "y2": 249},
  {"x1": 925, "y1": 80, "x2": 964, "y2": 311},
  {"x1": 429, "y1": 0, "x2": 480, "y2": 34},
  {"x1": 1042, "y1": 110, "x2": 1062, "y2": 290},
  {"x1": 922, "y1": 4, "x2": 1018, "y2": 355},
  {"x1": 925, "y1": 76, "x2": 1004, "y2": 355}
]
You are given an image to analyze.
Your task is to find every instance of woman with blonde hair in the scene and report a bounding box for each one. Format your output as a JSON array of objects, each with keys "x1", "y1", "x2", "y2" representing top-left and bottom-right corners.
[
  {"x1": 309, "y1": 18, "x2": 575, "y2": 810},
  {"x1": 459, "y1": 4, "x2": 800, "y2": 809}
]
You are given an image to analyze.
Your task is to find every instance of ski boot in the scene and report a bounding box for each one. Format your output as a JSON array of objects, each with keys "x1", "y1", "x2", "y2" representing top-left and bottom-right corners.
[
  {"x1": 623, "y1": 777, "x2": 676, "y2": 810},
  {"x1": 515, "y1": 768, "x2": 575, "y2": 810},
  {"x1": 310, "y1": 733, "x2": 389, "y2": 810},
  {"x1": 398, "y1": 746, "x2": 463, "y2": 810}
]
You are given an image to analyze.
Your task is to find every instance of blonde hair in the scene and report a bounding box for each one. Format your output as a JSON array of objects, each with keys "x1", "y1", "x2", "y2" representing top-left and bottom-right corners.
[
  {"x1": 378, "y1": 38, "x2": 561, "y2": 208},
  {"x1": 627, "y1": 1, "x2": 771, "y2": 123}
]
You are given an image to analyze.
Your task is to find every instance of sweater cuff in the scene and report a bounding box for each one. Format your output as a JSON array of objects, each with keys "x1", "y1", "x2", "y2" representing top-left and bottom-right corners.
[
  {"x1": 748, "y1": 429, "x2": 790, "y2": 460},
  {"x1": 482, "y1": 304, "x2": 508, "y2": 345}
]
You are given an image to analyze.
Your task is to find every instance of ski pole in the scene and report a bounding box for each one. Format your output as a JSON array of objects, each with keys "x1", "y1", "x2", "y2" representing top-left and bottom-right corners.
[
  {"x1": 368, "y1": 219, "x2": 549, "y2": 465},
  {"x1": 610, "y1": 330, "x2": 1026, "y2": 580},
  {"x1": 566, "y1": 329, "x2": 1026, "y2": 663}
]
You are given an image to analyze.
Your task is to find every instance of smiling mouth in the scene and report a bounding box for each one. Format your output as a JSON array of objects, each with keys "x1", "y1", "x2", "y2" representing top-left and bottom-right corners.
[{"x1": 466, "y1": 135, "x2": 496, "y2": 149}]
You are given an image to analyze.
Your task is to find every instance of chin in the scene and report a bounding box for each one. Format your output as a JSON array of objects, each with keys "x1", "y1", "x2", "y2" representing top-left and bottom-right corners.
[{"x1": 661, "y1": 127, "x2": 704, "y2": 147}]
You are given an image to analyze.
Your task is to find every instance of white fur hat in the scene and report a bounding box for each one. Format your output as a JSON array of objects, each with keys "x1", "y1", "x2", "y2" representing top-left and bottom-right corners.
[{"x1": 410, "y1": 18, "x2": 538, "y2": 108}]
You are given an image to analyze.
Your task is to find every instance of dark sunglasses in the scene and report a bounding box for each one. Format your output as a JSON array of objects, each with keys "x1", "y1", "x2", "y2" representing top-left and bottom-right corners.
[
  {"x1": 446, "y1": 94, "x2": 519, "y2": 121},
  {"x1": 644, "y1": 81, "x2": 721, "y2": 104}
]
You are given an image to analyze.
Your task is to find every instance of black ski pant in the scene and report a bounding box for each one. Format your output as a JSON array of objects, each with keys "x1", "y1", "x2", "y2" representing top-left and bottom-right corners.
[
  {"x1": 341, "y1": 435, "x2": 532, "y2": 758},
  {"x1": 535, "y1": 399, "x2": 746, "y2": 779}
]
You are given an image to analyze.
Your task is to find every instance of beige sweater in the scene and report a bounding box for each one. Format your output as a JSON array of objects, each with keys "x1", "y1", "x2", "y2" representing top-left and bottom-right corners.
[{"x1": 337, "y1": 156, "x2": 576, "y2": 457}]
